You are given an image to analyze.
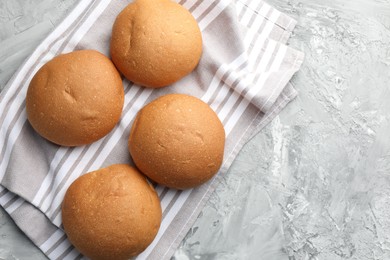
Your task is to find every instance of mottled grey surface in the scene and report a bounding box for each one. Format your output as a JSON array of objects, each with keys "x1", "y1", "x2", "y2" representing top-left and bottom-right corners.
[
  {"x1": 0, "y1": 0, "x2": 77, "y2": 91},
  {"x1": 1, "y1": 0, "x2": 390, "y2": 259},
  {"x1": 175, "y1": 0, "x2": 390, "y2": 259}
]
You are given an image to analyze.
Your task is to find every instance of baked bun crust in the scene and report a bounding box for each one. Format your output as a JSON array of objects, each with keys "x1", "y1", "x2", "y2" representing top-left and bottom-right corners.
[
  {"x1": 110, "y1": 0, "x2": 202, "y2": 88},
  {"x1": 129, "y1": 94, "x2": 225, "y2": 189},
  {"x1": 26, "y1": 50, "x2": 124, "y2": 146},
  {"x1": 62, "y1": 164, "x2": 162, "y2": 260}
]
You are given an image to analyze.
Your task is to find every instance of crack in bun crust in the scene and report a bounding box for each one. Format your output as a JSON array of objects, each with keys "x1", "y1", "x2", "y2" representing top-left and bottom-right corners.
[{"x1": 26, "y1": 50, "x2": 124, "y2": 146}]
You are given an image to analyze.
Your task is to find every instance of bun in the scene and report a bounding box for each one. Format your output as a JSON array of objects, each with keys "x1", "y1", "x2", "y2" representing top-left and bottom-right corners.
[
  {"x1": 110, "y1": 0, "x2": 202, "y2": 88},
  {"x1": 129, "y1": 94, "x2": 225, "y2": 189},
  {"x1": 26, "y1": 50, "x2": 124, "y2": 146},
  {"x1": 62, "y1": 164, "x2": 162, "y2": 260}
]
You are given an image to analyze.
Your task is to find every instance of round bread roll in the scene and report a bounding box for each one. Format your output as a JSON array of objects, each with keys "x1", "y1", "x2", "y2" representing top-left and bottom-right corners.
[
  {"x1": 129, "y1": 94, "x2": 225, "y2": 189},
  {"x1": 110, "y1": 0, "x2": 202, "y2": 88},
  {"x1": 26, "y1": 50, "x2": 124, "y2": 146},
  {"x1": 62, "y1": 164, "x2": 162, "y2": 260}
]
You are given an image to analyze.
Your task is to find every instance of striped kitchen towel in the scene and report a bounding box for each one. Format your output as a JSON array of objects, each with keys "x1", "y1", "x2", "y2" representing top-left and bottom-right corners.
[{"x1": 0, "y1": 0, "x2": 304, "y2": 259}]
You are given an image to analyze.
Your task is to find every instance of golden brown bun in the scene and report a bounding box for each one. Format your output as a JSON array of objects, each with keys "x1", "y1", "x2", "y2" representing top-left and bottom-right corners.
[
  {"x1": 129, "y1": 94, "x2": 225, "y2": 189},
  {"x1": 62, "y1": 164, "x2": 162, "y2": 260},
  {"x1": 110, "y1": 0, "x2": 202, "y2": 88},
  {"x1": 26, "y1": 50, "x2": 124, "y2": 146}
]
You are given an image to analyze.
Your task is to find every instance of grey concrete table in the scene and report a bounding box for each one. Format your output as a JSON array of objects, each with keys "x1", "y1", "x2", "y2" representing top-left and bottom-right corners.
[{"x1": 1, "y1": 0, "x2": 390, "y2": 259}]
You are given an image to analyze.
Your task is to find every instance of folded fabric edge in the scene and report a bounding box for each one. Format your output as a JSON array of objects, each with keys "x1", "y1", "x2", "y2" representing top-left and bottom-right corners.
[
  {"x1": 217, "y1": 43, "x2": 304, "y2": 115},
  {"x1": 259, "y1": 49, "x2": 304, "y2": 112},
  {"x1": 230, "y1": 0, "x2": 304, "y2": 114},
  {"x1": 234, "y1": 0, "x2": 297, "y2": 46},
  {"x1": 280, "y1": 21, "x2": 296, "y2": 45},
  {"x1": 235, "y1": 0, "x2": 297, "y2": 33}
]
